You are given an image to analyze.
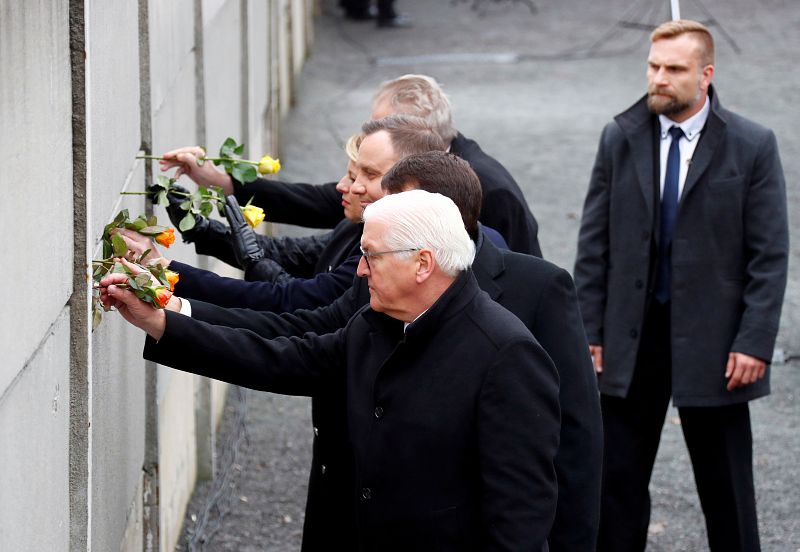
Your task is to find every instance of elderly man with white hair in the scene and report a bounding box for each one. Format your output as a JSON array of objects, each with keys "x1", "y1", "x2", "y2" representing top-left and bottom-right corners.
[{"x1": 101, "y1": 189, "x2": 560, "y2": 551}]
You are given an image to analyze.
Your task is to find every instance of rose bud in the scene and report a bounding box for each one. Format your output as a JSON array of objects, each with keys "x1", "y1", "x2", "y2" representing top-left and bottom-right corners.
[
  {"x1": 241, "y1": 204, "x2": 266, "y2": 228},
  {"x1": 152, "y1": 287, "x2": 173, "y2": 309},
  {"x1": 155, "y1": 228, "x2": 176, "y2": 247},
  {"x1": 165, "y1": 270, "x2": 180, "y2": 291},
  {"x1": 257, "y1": 155, "x2": 281, "y2": 175}
]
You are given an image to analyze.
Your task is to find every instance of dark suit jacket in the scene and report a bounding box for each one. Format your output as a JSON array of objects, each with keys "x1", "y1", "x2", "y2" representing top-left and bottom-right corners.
[
  {"x1": 233, "y1": 133, "x2": 542, "y2": 257},
  {"x1": 170, "y1": 220, "x2": 362, "y2": 312},
  {"x1": 146, "y1": 271, "x2": 561, "y2": 551},
  {"x1": 190, "y1": 232, "x2": 602, "y2": 551},
  {"x1": 574, "y1": 86, "x2": 788, "y2": 407},
  {"x1": 450, "y1": 133, "x2": 542, "y2": 257}
]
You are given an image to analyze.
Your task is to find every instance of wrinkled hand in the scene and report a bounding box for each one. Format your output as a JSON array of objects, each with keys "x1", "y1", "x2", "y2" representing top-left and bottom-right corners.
[
  {"x1": 159, "y1": 146, "x2": 234, "y2": 194},
  {"x1": 589, "y1": 344, "x2": 603, "y2": 375},
  {"x1": 725, "y1": 352, "x2": 766, "y2": 391},
  {"x1": 99, "y1": 271, "x2": 167, "y2": 340},
  {"x1": 110, "y1": 228, "x2": 168, "y2": 267},
  {"x1": 223, "y1": 195, "x2": 265, "y2": 270}
]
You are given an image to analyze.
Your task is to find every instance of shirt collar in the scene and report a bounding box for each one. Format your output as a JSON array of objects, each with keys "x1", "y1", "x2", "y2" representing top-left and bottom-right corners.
[{"x1": 658, "y1": 94, "x2": 710, "y2": 142}]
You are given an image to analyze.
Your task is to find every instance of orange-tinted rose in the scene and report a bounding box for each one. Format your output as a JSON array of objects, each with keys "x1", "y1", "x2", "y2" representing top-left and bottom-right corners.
[
  {"x1": 155, "y1": 228, "x2": 175, "y2": 247},
  {"x1": 165, "y1": 270, "x2": 180, "y2": 291},
  {"x1": 153, "y1": 287, "x2": 172, "y2": 309}
]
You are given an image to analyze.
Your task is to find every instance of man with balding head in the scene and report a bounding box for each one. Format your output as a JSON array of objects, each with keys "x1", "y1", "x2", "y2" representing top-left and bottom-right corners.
[{"x1": 101, "y1": 190, "x2": 560, "y2": 551}]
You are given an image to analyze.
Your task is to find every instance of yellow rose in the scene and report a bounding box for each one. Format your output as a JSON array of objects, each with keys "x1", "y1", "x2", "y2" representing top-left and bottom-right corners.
[
  {"x1": 257, "y1": 155, "x2": 281, "y2": 175},
  {"x1": 241, "y1": 204, "x2": 265, "y2": 228}
]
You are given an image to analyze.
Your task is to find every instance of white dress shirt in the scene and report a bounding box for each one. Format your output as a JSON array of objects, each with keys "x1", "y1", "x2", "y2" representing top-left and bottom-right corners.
[{"x1": 658, "y1": 95, "x2": 710, "y2": 200}]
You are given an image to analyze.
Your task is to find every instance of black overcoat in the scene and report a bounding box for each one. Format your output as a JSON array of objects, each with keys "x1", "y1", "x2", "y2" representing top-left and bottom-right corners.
[
  {"x1": 190, "y1": 233, "x2": 602, "y2": 551},
  {"x1": 574, "y1": 87, "x2": 788, "y2": 406},
  {"x1": 145, "y1": 271, "x2": 560, "y2": 551}
]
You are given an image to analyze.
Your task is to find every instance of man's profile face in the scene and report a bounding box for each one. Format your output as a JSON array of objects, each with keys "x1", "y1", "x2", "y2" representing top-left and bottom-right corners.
[
  {"x1": 350, "y1": 131, "x2": 398, "y2": 213},
  {"x1": 357, "y1": 219, "x2": 418, "y2": 321},
  {"x1": 646, "y1": 34, "x2": 712, "y2": 121}
]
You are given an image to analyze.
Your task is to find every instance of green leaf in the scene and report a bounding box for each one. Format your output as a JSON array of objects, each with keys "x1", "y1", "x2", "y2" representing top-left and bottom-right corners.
[
  {"x1": 136, "y1": 249, "x2": 152, "y2": 264},
  {"x1": 147, "y1": 215, "x2": 158, "y2": 227},
  {"x1": 179, "y1": 200, "x2": 192, "y2": 211},
  {"x1": 233, "y1": 142, "x2": 245, "y2": 155},
  {"x1": 103, "y1": 240, "x2": 112, "y2": 260},
  {"x1": 112, "y1": 262, "x2": 128, "y2": 275},
  {"x1": 156, "y1": 175, "x2": 173, "y2": 189},
  {"x1": 92, "y1": 305, "x2": 103, "y2": 331},
  {"x1": 220, "y1": 137, "x2": 237, "y2": 158},
  {"x1": 128, "y1": 218, "x2": 147, "y2": 231},
  {"x1": 199, "y1": 201, "x2": 213, "y2": 217},
  {"x1": 157, "y1": 190, "x2": 169, "y2": 207},
  {"x1": 111, "y1": 234, "x2": 128, "y2": 257},
  {"x1": 238, "y1": 165, "x2": 258, "y2": 183},
  {"x1": 179, "y1": 212, "x2": 196, "y2": 232},
  {"x1": 135, "y1": 272, "x2": 152, "y2": 287},
  {"x1": 139, "y1": 225, "x2": 167, "y2": 235},
  {"x1": 221, "y1": 159, "x2": 234, "y2": 174},
  {"x1": 113, "y1": 209, "x2": 129, "y2": 225}
]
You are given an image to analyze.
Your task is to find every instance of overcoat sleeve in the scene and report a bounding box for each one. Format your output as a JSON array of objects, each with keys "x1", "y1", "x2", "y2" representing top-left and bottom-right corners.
[
  {"x1": 731, "y1": 129, "x2": 789, "y2": 360},
  {"x1": 170, "y1": 255, "x2": 359, "y2": 312},
  {"x1": 144, "y1": 310, "x2": 346, "y2": 396},
  {"x1": 233, "y1": 179, "x2": 344, "y2": 229},
  {"x1": 478, "y1": 339, "x2": 560, "y2": 550},
  {"x1": 574, "y1": 123, "x2": 615, "y2": 345},
  {"x1": 187, "y1": 279, "x2": 365, "y2": 338}
]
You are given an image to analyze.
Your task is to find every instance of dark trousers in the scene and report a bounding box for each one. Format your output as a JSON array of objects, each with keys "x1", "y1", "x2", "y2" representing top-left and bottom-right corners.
[{"x1": 598, "y1": 302, "x2": 760, "y2": 552}]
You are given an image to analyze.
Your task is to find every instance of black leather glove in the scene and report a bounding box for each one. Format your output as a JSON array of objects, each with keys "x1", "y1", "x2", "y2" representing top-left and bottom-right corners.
[
  {"x1": 244, "y1": 257, "x2": 293, "y2": 283},
  {"x1": 223, "y1": 195, "x2": 268, "y2": 272}
]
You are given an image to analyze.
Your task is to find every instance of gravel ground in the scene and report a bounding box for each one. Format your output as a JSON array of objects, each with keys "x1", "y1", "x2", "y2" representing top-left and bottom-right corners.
[{"x1": 178, "y1": 1, "x2": 800, "y2": 549}]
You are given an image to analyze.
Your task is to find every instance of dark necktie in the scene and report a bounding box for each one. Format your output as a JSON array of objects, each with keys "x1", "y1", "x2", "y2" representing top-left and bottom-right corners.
[{"x1": 654, "y1": 126, "x2": 684, "y2": 304}]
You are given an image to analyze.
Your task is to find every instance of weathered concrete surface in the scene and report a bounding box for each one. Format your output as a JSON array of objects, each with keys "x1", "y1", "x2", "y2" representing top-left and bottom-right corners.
[
  {"x1": 180, "y1": 0, "x2": 800, "y2": 550},
  {"x1": 0, "y1": 310, "x2": 71, "y2": 552}
]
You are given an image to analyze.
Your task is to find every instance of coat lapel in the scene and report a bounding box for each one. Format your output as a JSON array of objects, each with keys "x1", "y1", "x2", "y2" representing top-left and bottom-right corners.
[
  {"x1": 472, "y1": 233, "x2": 504, "y2": 302},
  {"x1": 681, "y1": 89, "x2": 726, "y2": 201},
  {"x1": 615, "y1": 96, "x2": 657, "y2": 226}
]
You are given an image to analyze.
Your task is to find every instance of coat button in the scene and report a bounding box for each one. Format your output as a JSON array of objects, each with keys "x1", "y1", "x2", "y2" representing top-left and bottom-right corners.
[
  {"x1": 635, "y1": 279, "x2": 644, "y2": 289},
  {"x1": 361, "y1": 487, "x2": 372, "y2": 500},
  {"x1": 321, "y1": 464, "x2": 327, "y2": 475},
  {"x1": 374, "y1": 406, "x2": 384, "y2": 419},
  {"x1": 630, "y1": 329, "x2": 638, "y2": 338},
  {"x1": 313, "y1": 427, "x2": 319, "y2": 436}
]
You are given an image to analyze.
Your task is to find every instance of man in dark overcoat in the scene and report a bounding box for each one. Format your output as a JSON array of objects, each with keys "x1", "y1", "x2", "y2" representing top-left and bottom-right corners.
[
  {"x1": 102, "y1": 190, "x2": 561, "y2": 551},
  {"x1": 178, "y1": 152, "x2": 602, "y2": 551},
  {"x1": 574, "y1": 19, "x2": 789, "y2": 552}
]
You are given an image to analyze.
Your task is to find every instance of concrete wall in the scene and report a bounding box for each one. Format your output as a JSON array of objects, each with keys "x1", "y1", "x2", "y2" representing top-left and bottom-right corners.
[{"x1": 0, "y1": 0, "x2": 314, "y2": 550}]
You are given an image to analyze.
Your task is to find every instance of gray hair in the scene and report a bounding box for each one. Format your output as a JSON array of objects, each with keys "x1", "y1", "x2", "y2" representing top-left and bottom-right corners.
[
  {"x1": 362, "y1": 189, "x2": 475, "y2": 277},
  {"x1": 373, "y1": 74, "x2": 457, "y2": 144}
]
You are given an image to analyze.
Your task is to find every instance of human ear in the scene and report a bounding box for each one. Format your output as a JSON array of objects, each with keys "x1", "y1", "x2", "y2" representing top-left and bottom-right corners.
[{"x1": 415, "y1": 250, "x2": 435, "y2": 283}]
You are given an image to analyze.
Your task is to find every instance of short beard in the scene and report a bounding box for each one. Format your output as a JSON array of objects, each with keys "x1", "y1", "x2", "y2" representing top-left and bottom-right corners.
[{"x1": 647, "y1": 86, "x2": 702, "y2": 117}]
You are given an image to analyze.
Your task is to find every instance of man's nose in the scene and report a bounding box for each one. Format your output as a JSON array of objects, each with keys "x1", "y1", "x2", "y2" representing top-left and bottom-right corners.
[
  {"x1": 351, "y1": 180, "x2": 367, "y2": 195},
  {"x1": 356, "y1": 255, "x2": 370, "y2": 276}
]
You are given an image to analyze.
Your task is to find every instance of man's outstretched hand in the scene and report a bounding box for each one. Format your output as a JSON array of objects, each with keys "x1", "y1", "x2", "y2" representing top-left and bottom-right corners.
[
  {"x1": 159, "y1": 146, "x2": 234, "y2": 194},
  {"x1": 100, "y1": 269, "x2": 169, "y2": 340}
]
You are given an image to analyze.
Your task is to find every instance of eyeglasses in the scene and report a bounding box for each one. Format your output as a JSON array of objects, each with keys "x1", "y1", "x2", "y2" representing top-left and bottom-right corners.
[{"x1": 359, "y1": 247, "x2": 420, "y2": 269}]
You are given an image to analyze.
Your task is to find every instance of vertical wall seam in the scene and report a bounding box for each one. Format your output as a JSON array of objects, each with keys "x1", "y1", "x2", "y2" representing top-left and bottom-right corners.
[
  {"x1": 68, "y1": 0, "x2": 90, "y2": 550},
  {"x1": 137, "y1": 1, "x2": 161, "y2": 551}
]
